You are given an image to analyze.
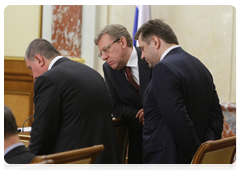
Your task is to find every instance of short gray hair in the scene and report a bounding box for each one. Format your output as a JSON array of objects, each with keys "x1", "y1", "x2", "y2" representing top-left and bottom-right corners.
[
  {"x1": 25, "y1": 38, "x2": 61, "y2": 61},
  {"x1": 94, "y1": 24, "x2": 133, "y2": 47}
]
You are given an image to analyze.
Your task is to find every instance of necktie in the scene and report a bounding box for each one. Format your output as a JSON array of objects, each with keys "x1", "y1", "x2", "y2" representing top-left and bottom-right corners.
[{"x1": 123, "y1": 66, "x2": 140, "y2": 94}]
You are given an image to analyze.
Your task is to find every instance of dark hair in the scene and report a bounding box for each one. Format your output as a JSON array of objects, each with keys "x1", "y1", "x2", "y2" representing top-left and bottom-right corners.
[
  {"x1": 134, "y1": 19, "x2": 179, "y2": 45},
  {"x1": 25, "y1": 38, "x2": 61, "y2": 61},
  {"x1": 4, "y1": 105, "x2": 18, "y2": 139}
]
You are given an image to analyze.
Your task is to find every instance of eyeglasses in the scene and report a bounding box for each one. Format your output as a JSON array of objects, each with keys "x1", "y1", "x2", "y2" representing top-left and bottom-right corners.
[{"x1": 98, "y1": 38, "x2": 121, "y2": 58}]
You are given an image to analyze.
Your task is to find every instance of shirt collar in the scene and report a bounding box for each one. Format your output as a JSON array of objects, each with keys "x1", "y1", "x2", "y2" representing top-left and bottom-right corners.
[
  {"x1": 48, "y1": 56, "x2": 63, "y2": 70},
  {"x1": 160, "y1": 45, "x2": 180, "y2": 61},
  {"x1": 4, "y1": 142, "x2": 24, "y2": 156},
  {"x1": 126, "y1": 47, "x2": 138, "y2": 68}
]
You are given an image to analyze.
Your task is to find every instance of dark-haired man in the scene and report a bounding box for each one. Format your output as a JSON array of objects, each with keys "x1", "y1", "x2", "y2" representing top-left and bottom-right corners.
[
  {"x1": 134, "y1": 19, "x2": 223, "y2": 164},
  {"x1": 4, "y1": 105, "x2": 35, "y2": 164}
]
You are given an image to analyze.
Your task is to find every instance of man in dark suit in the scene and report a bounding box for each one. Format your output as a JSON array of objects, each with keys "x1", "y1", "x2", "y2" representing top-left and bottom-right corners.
[
  {"x1": 94, "y1": 24, "x2": 151, "y2": 163},
  {"x1": 24, "y1": 38, "x2": 121, "y2": 164},
  {"x1": 134, "y1": 19, "x2": 223, "y2": 164},
  {"x1": 4, "y1": 105, "x2": 35, "y2": 164}
]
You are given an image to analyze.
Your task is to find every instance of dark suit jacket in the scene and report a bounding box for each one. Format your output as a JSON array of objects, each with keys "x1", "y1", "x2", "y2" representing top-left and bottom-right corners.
[
  {"x1": 5, "y1": 145, "x2": 35, "y2": 164},
  {"x1": 29, "y1": 57, "x2": 121, "y2": 164},
  {"x1": 143, "y1": 47, "x2": 223, "y2": 164},
  {"x1": 103, "y1": 47, "x2": 151, "y2": 163}
]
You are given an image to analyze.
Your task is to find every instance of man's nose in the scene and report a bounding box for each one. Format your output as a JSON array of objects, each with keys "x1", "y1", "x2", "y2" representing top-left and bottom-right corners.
[
  {"x1": 141, "y1": 53, "x2": 145, "y2": 60},
  {"x1": 101, "y1": 53, "x2": 109, "y2": 60}
]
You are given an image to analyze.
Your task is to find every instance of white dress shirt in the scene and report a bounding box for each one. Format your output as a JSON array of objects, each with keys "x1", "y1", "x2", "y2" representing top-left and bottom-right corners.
[
  {"x1": 160, "y1": 45, "x2": 180, "y2": 61},
  {"x1": 124, "y1": 47, "x2": 140, "y2": 85},
  {"x1": 4, "y1": 142, "x2": 24, "y2": 156},
  {"x1": 48, "y1": 56, "x2": 63, "y2": 70}
]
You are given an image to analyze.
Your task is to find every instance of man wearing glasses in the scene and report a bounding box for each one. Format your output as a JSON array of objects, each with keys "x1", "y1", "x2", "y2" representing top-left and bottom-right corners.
[{"x1": 94, "y1": 24, "x2": 151, "y2": 164}]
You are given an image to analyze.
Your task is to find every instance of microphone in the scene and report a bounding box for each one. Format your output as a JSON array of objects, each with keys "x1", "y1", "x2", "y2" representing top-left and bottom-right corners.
[{"x1": 22, "y1": 114, "x2": 34, "y2": 133}]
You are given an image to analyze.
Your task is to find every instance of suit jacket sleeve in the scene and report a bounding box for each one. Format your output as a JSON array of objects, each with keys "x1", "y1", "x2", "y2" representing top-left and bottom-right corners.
[
  {"x1": 204, "y1": 84, "x2": 223, "y2": 141},
  {"x1": 152, "y1": 63, "x2": 201, "y2": 159},
  {"x1": 103, "y1": 65, "x2": 142, "y2": 130},
  {"x1": 29, "y1": 76, "x2": 61, "y2": 155}
]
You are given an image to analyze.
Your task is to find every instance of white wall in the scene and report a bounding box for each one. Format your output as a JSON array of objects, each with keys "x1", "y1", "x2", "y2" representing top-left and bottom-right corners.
[
  {"x1": 4, "y1": 5, "x2": 41, "y2": 57},
  {"x1": 5, "y1": 5, "x2": 236, "y2": 102},
  {"x1": 102, "y1": 5, "x2": 236, "y2": 102},
  {"x1": 42, "y1": 5, "x2": 52, "y2": 43}
]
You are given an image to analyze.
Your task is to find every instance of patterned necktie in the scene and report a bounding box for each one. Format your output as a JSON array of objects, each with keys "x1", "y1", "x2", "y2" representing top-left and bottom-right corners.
[{"x1": 123, "y1": 66, "x2": 140, "y2": 94}]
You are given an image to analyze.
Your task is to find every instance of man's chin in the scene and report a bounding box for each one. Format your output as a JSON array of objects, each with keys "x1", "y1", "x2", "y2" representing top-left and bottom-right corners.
[
  {"x1": 110, "y1": 64, "x2": 122, "y2": 70},
  {"x1": 110, "y1": 65, "x2": 118, "y2": 70},
  {"x1": 148, "y1": 63, "x2": 153, "y2": 69},
  {"x1": 111, "y1": 66, "x2": 121, "y2": 70}
]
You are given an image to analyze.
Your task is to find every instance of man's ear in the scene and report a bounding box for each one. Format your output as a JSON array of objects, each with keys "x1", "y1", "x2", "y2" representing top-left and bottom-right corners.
[
  {"x1": 34, "y1": 54, "x2": 45, "y2": 67},
  {"x1": 151, "y1": 36, "x2": 161, "y2": 49},
  {"x1": 120, "y1": 37, "x2": 127, "y2": 49}
]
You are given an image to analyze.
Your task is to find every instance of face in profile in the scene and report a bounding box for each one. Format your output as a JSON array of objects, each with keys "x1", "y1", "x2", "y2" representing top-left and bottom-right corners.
[
  {"x1": 25, "y1": 55, "x2": 48, "y2": 81},
  {"x1": 138, "y1": 34, "x2": 160, "y2": 68}
]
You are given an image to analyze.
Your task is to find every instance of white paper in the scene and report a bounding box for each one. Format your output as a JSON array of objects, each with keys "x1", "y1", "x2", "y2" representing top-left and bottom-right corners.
[{"x1": 18, "y1": 126, "x2": 31, "y2": 132}]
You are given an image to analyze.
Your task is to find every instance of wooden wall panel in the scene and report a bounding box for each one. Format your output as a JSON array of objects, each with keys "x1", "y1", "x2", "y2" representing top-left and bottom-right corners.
[
  {"x1": 4, "y1": 92, "x2": 32, "y2": 127},
  {"x1": 4, "y1": 57, "x2": 84, "y2": 128},
  {"x1": 4, "y1": 57, "x2": 34, "y2": 127}
]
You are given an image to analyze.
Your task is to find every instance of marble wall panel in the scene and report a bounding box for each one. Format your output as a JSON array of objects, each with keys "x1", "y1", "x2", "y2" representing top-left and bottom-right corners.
[{"x1": 52, "y1": 5, "x2": 82, "y2": 58}]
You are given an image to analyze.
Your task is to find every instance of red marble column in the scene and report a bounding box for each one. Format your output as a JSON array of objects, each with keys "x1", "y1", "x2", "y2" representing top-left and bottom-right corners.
[{"x1": 52, "y1": 5, "x2": 82, "y2": 58}]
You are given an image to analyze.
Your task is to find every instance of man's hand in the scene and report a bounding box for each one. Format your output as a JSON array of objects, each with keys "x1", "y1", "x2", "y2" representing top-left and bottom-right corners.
[{"x1": 136, "y1": 109, "x2": 144, "y2": 125}]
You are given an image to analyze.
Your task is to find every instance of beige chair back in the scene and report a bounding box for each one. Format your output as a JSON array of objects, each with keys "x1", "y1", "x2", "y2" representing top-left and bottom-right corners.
[
  {"x1": 191, "y1": 136, "x2": 236, "y2": 164},
  {"x1": 31, "y1": 144, "x2": 104, "y2": 164}
]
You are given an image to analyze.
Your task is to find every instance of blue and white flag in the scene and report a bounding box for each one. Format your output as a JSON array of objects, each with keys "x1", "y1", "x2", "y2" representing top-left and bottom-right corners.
[{"x1": 132, "y1": 5, "x2": 151, "y2": 46}]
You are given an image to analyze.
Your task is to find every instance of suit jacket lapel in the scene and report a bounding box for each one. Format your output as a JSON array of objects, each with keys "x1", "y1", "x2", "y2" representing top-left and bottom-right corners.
[
  {"x1": 120, "y1": 68, "x2": 141, "y2": 104},
  {"x1": 109, "y1": 64, "x2": 141, "y2": 107},
  {"x1": 136, "y1": 47, "x2": 152, "y2": 104},
  {"x1": 143, "y1": 81, "x2": 151, "y2": 99}
]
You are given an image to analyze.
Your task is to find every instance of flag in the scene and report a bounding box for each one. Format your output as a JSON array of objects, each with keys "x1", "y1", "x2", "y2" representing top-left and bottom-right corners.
[{"x1": 132, "y1": 5, "x2": 151, "y2": 46}]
